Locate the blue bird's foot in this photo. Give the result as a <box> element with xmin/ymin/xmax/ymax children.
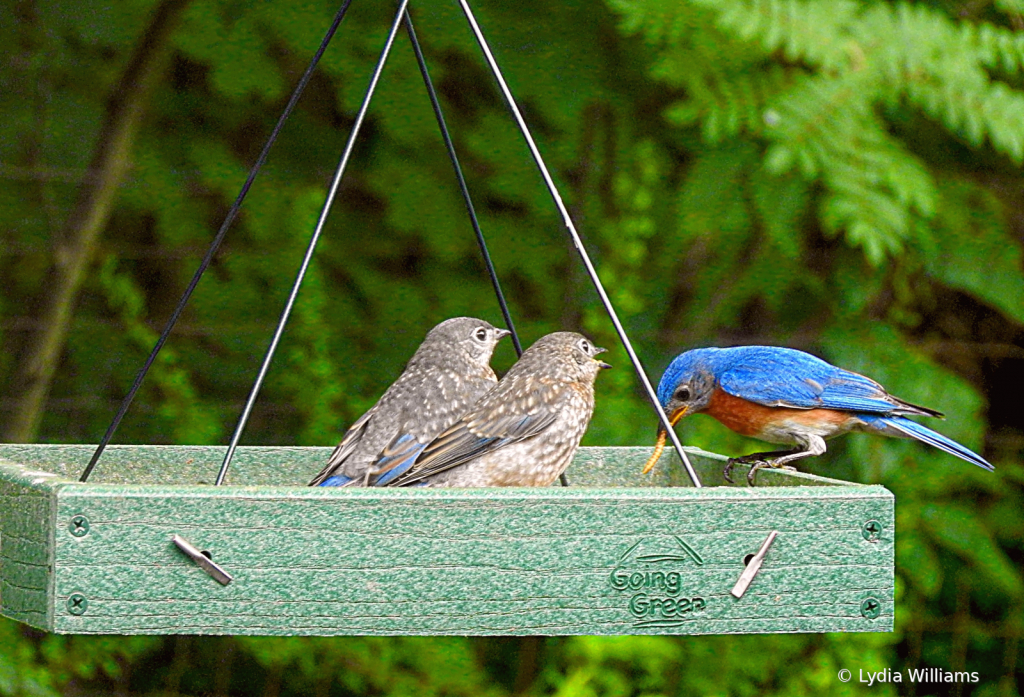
<box><xmin>722</xmin><ymin>459</ymin><xmax>740</xmax><ymax>484</ymax></box>
<box><xmin>744</xmin><ymin>460</ymin><xmax>797</xmax><ymax>486</ymax></box>
<box><xmin>723</xmin><ymin>451</ymin><xmax>800</xmax><ymax>486</ymax></box>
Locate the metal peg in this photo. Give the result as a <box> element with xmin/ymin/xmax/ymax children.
<box><xmin>731</xmin><ymin>531</ymin><xmax>778</xmax><ymax>599</ymax></box>
<box><xmin>172</xmin><ymin>535</ymin><xmax>233</xmax><ymax>586</ymax></box>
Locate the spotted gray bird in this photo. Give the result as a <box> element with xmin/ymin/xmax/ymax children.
<box><xmin>368</xmin><ymin>332</ymin><xmax>611</xmax><ymax>487</ymax></box>
<box><xmin>309</xmin><ymin>317</ymin><xmax>510</xmax><ymax>487</ymax></box>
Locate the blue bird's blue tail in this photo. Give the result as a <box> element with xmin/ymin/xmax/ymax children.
<box><xmin>859</xmin><ymin>415</ymin><xmax>993</xmax><ymax>471</ymax></box>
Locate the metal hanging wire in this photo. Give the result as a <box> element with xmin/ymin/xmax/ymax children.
<box><xmin>403</xmin><ymin>11</ymin><xmax>569</xmax><ymax>487</ymax></box>
<box><xmin>454</xmin><ymin>0</ymin><xmax>703</xmax><ymax>487</ymax></box>
<box><xmin>81</xmin><ymin>0</ymin><xmax>701</xmax><ymax>489</ymax></box>
<box><xmin>77</xmin><ymin>0</ymin><xmax>539</xmax><ymax>487</ymax></box>
<box><xmin>403</xmin><ymin>12</ymin><xmax>522</xmax><ymax>358</ymax></box>
<box><xmin>79</xmin><ymin>0</ymin><xmax>357</xmax><ymax>483</ymax></box>
<box><xmin>215</xmin><ymin>0</ymin><xmax>412</xmax><ymax>485</ymax></box>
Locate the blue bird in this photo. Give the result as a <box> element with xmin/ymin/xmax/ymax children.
<box><xmin>309</xmin><ymin>317</ymin><xmax>509</xmax><ymax>487</ymax></box>
<box><xmin>367</xmin><ymin>332</ymin><xmax>611</xmax><ymax>487</ymax></box>
<box><xmin>642</xmin><ymin>346</ymin><xmax>993</xmax><ymax>485</ymax></box>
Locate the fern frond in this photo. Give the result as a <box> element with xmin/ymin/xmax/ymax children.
<box><xmin>964</xmin><ymin>20</ymin><xmax>1024</xmax><ymax>74</ymax></box>
<box><xmin>609</xmin><ymin>0</ymin><xmax>1024</xmax><ymax>263</ymax></box>
<box><xmin>699</xmin><ymin>0</ymin><xmax>861</xmax><ymax>71</ymax></box>
<box><xmin>665</xmin><ymin>64</ymin><xmax>795</xmax><ymax>143</ymax></box>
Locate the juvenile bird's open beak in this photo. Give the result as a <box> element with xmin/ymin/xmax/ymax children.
<box><xmin>641</xmin><ymin>406</ymin><xmax>688</xmax><ymax>475</ymax></box>
<box><xmin>593</xmin><ymin>346</ymin><xmax>611</xmax><ymax>369</ymax></box>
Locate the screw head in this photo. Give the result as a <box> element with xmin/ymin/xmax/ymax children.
<box><xmin>66</xmin><ymin>593</ymin><xmax>88</xmax><ymax>615</ymax></box>
<box><xmin>862</xmin><ymin>520</ymin><xmax>882</xmax><ymax>542</ymax></box>
<box><xmin>68</xmin><ymin>515</ymin><xmax>90</xmax><ymax>537</ymax></box>
<box><xmin>860</xmin><ymin>597</ymin><xmax>881</xmax><ymax>619</ymax></box>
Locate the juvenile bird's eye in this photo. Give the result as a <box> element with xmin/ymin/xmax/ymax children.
<box><xmin>675</xmin><ymin>385</ymin><xmax>691</xmax><ymax>402</ymax></box>
<box><xmin>474</xmin><ymin>328</ymin><xmax>489</xmax><ymax>341</ymax></box>
<box><xmin>580</xmin><ymin>339</ymin><xmax>591</xmax><ymax>353</ymax></box>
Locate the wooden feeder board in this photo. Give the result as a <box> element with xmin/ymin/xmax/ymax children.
<box><xmin>0</xmin><ymin>444</ymin><xmax>893</xmax><ymax>636</ymax></box>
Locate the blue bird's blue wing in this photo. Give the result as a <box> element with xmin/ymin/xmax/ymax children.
<box><xmin>716</xmin><ymin>347</ymin><xmax>932</xmax><ymax>416</ymax></box>
<box><xmin>858</xmin><ymin>415</ymin><xmax>993</xmax><ymax>470</ymax></box>
<box><xmin>382</xmin><ymin>378</ymin><xmax>564</xmax><ymax>486</ymax></box>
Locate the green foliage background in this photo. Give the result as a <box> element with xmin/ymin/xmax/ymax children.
<box><xmin>2</xmin><ymin>0</ymin><xmax>1023</xmax><ymax>693</ymax></box>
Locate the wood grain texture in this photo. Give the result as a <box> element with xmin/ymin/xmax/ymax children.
<box><xmin>0</xmin><ymin>444</ymin><xmax>853</xmax><ymax>487</ymax></box>
<box><xmin>0</xmin><ymin>445</ymin><xmax>893</xmax><ymax>636</ymax></box>
<box><xmin>0</xmin><ymin>462</ymin><xmax>64</xmax><ymax>630</ymax></box>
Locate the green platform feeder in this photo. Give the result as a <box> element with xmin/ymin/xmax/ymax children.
<box><xmin>0</xmin><ymin>444</ymin><xmax>893</xmax><ymax>636</ymax></box>
<box><xmin>0</xmin><ymin>0</ymin><xmax>894</xmax><ymax>641</ymax></box>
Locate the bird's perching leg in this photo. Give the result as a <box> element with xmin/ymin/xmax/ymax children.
<box><xmin>725</xmin><ymin>435</ymin><xmax>827</xmax><ymax>486</ymax></box>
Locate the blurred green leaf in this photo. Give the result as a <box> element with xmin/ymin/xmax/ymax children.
<box><xmin>921</xmin><ymin>503</ymin><xmax>1024</xmax><ymax>598</ymax></box>
<box><xmin>1</xmin><ymin>0</ymin><xmax>1022</xmax><ymax>694</ymax></box>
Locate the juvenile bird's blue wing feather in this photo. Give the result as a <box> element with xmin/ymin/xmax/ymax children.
<box><xmin>859</xmin><ymin>415</ymin><xmax>993</xmax><ymax>471</ymax></box>
<box><xmin>310</xmin><ymin>408</ymin><xmax>377</xmax><ymax>486</ymax></box>
<box><xmin>382</xmin><ymin>378</ymin><xmax>564</xmax><ymax>486</ymax></box>
<box><xmin>366</xmin><ymin>434</ymin><xmax>429</xmax><ymax>486</ymax></box>
<box><xmin>319</xmin><ymin>474</ymin><xmax>355</xmax><ymax>487</ymax></box>
<box><xmin>715</xmin><ymin>347</ymin><xmax>916</xmax><ymax>414</ymax></box>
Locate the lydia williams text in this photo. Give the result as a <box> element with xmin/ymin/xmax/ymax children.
<box><xmin>859</xmin><ymin>668</ymin><xmax>980</xmax><ymax>686</ymax></box>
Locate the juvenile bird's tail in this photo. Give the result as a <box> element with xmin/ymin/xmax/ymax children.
<box><xmin>317</xmin><ymin>475</ymin><xmax>356</xmax><ymax>487</ymax></box>
<box><xmin>859</xmin><ymin>415</ymin><xmax>994</xmax><ymax>471</ymax></box>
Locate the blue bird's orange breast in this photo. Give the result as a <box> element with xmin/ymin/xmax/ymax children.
<box><xmin>704</xmin><ymin>388</ymin><xmax>858</xmax><ymax>443</ymax></box>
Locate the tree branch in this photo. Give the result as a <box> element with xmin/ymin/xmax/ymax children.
<box><xmin>3</xmin><ymin>0</ymin><xmax>193</xmax><ymax>442</ymax></box>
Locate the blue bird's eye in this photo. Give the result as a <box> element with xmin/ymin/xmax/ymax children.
<box><xmin>674</xmin><ymin>385</ymin><xmax>691</xmax><ymax>402</ymax></box>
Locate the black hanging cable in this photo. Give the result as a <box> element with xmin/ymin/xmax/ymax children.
<box><xmin>403</xmin><ymin>11</ymin><xmax>522</xmax><ymax>357</ymax></box>
<box><xmin>404</xmin><ymin>10</ymin><xmax>573</xmax><ymax>487</ymax></box>
<box><xmin>455</xmin><ymin>0</ymin><xmax>703</xmax><ymax>487</ymax></box>
<box><xmin>80</xmin><ymin>0</ymin><xmax>357</xmax><ymax>483</ymax></box>
<box><xmin>214</xmin><ymin>0</ymin><xmax>412</xmax><ymax>486</ymax></box>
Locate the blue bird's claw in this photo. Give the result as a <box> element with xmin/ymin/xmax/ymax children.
<box><xmin>722</xmin><ymin>459</ymin><xmax>739</xmax><ymax>484</ymax></box>
<box><xmin>722</xmin><ymin>457</ymin><xmax>767</xmax><ymax>485</ymax></box>
<box><xmin>744</xmin><ymin>460</ymin><xmax>796</xmax><ymax>486</ymax></box>
<box><xmin>722</xmin><ymin>456</ymin><xmax>766</xmax><ymax>484</ymax></box>
<box><xmin>723</xmin><ymin>454</ymin><xmax>797</xmax><ymax>486</ymax></box>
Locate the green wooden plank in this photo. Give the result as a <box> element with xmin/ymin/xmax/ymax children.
<box><xmin>51</xmin><ymin>483</ymin><xmax>892</xmax><ymax>635</ymax></box>
<box><xmin>0</xmin><ymin>444</ymin><xmax>852</xmax><ymax>487</ymax></box>
<box><xmin>61</xmin><ymin>526</ymin><xmax>886</xmax><ymax>567</ymax></box>
<box><xmin>0</xmin><ymin>445</ymin><xmax>892</xmax><ymax>636</ymax></box>
<box><xmin>0</xmin><ymin>461</ymin><xmax>62</xmax><ymax>630</ymax></box>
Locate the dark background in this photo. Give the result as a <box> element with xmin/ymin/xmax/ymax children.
<box><xmin>1</xmin><ymin>0</ymin><xmax>1023</xmax><ymax>694</ymax></box>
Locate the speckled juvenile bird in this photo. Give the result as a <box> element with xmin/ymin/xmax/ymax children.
<box><xmin>308</xmin><ymin>317</ymin><xmax>510</xmax><ymax>487</ymax></box>
<box><xmin>367</xmin><ymin>332</ymin><xmax>611</xmax><ymax>487</ymax></box>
